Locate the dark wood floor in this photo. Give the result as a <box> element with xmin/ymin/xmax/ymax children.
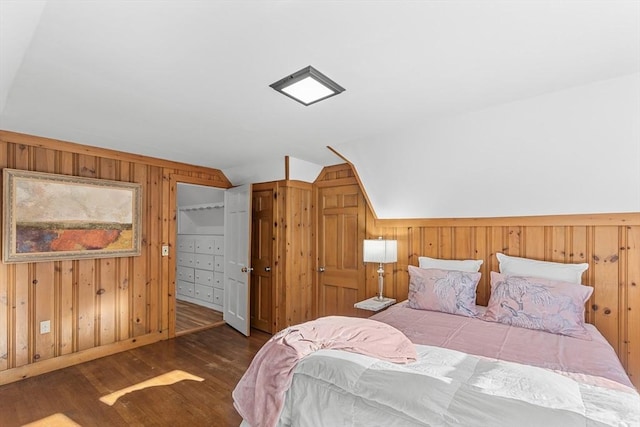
<box><xmin>0</xmin><ymin>326</ymin><xmax>271</xmax><ymax>427</ymax></box>
<box><xmin>176</xmin><ymin>300</ymin><xmax>225</xmax><ymax>335</ymax></box>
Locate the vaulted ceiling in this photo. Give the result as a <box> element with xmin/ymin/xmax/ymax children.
<box><xmin>1</xmin><ymin>1</ymin><xmax>639</xmax><ymax>181</ymax></box>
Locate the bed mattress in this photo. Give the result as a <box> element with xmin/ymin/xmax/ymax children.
<box><xmin>371</xmin><ymin>302</ymin><xmax>632</xmax><ymax>388</ymax></box>
<box><xmin>274</xmin><ymin>344</ymin><xmax>638</xmax><ymax>426</ymax></box>
<box><xmin>238</xmin><ymin>304</ymin><xmax>639</xmax><ymax>426</ymax></box>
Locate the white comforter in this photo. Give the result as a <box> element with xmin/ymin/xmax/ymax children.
<box><xmin>268</xmin><ymin>344</ymin><xmax>639</xmax><ymax>427</ymax></box>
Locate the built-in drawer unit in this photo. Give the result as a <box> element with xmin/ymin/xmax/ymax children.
<box><xmin>177</xmin><ymin>266</ymin><xmax>195</xmax><ymax>282</ymax></box>
<box><xmin>194</xmin><ymin>253</ymin><xmax>214</xmax><ymax>270</ymax></box>
<box><xmin>177</xmin><ymin>280</ymin><xmax>195</xmax><ymax>299</ymax></box>
<box><xmin>194</xmin><ymin>284</ymin><xmax>214</xmax><ymax>303</ymax></box>
<box><xmin>194</xmin><ymin>269</ymin><xmax>214</xmax><ymax>286</ymax></box>
<box><xmin>214</xmin><ymin>255</ymin><xmax>224</xmax><ymax>272</ymax></box>
<box><xmin>213</xmin><ymin>271</ymin><xmax>223</xmax><ymax>289</ymax></box>
<box><xmin>176</xmin><ymin>233</ymin><xmax>224</xmax><ymax>312</ymax></box>
<box><xmin>213</xmin><ymin>288</ymin><xmax>223</xmax><ymax>306</ymax></box>
<box><xmin>177</xmin><ymin>252</ymin><xmax>195</xmax><ymax>268</ymax></box>
<box><xmin>178</xmin><ymin>236</ymin><xmax>195</xmax><ymax>253</ymax></box>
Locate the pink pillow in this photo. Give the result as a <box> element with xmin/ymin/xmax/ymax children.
<box><xmin>407</xmin><ymin>266</ymin><xmax>480</xmax><ymax>317</ymax></box>
<box><xmin>483</xmin><ymin>272</ymin><xmax>593</xmax><ymax>340</ymax></box>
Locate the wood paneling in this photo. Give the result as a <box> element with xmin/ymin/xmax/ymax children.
<box><xmin>626</xmin><ymin>226</ymin><xmax>640</xmax><ymax>381</ymax></box>
<box><xmin>251</xmin><ymin>188</ymin><xmax>274</xmax><ymax>333</ymax></box>
<box><xmin>270</xmin><ymin>180</ymin><xmax>314</xmax><ymax>332</ymax></box>
<box><xmin>281</xmin><ymin>182</ymin><xmax>314</xmax><ymax>327</ymax></box>
<box><xmin>316</xmin><ymin>163</ymin><xmax>640</xmax><ymax>389</ymax></box>
<box><xmin>374</xmin><ymin>215</ymin><xmax>640</xmax><ymax>387</ymax></box>
<box><xmin>0</xmin><ymin>130</ymin><xmax>230</xmax><ymax>385</ymax></box>
<box><xmin>3</xmin><ymin>131</ymin><xmax>638</xmax><ymax>392</ymax></box>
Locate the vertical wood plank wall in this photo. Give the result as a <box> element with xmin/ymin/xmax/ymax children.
<box><xmin>0</xmin><ymin>131</ymin><xmax>230</xmax><ymax>385</ymax></box>
<box><xmin>1</xmin><ymin>130</ymin><xmax>638</xmax><ymax>391</ymax></box>
<box><xmin>273</xmin><ymin>180</ymin><xmax>314</xmax><ymax>332</ymax></box>
<box><xmin>316</xmin><ymin>163</ymin><xmax>640</xmax><ymax>388</ymax></box>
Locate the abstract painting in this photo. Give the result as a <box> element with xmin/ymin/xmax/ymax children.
<box><xmin>3</xmin><ymin>169</ymin><xmax>141</xmax><ymax>263</ymax></box>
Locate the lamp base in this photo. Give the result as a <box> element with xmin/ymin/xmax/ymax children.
<box><xmin>377</xmin><ymin>264</ymin><xmax>386</xmax><ymax>301</ymax></box>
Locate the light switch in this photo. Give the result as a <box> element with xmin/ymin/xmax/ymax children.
<box><xmin>40</xmin><ymin>320</ymin><xmax>51</xmax><ymax>334</ymax></box>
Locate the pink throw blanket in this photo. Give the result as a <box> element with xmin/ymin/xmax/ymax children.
<box><xmin>232</xmin><ymin>316</ymin><xmax>417</xmax><ymax>427</ymax></box>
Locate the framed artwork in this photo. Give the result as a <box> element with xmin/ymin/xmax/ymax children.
<box><xmin>2</xmin><ymin>168</ymin><xmax>142</xmax><ymax>263</ymax></box>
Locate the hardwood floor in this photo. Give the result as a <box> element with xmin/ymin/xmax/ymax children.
<box><xmin>0</xmin><ymin>326</ymin><xmax>271</xmax><ymax>427</ymax></box>
<box><xmin>176</xmin><ymin>300</ymin><xmax>225</xmax><ymax>335</ymax></box>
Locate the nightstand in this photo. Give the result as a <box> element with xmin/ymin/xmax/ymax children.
<box><xmin>354</xmin><ymin>297</ymin><xmax>396</xmax><ymax>312</ymax></box>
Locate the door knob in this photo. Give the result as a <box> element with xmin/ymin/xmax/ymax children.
<box><xmin>264</xmin><ymin>267</ymin><xmax>271</xmax><ymax>272</ymax></box>
<box><xmin>241</xmin><ymin>267</ymin><xmax>254</xmax><ymax>273</ymax></box>
<box><xmin>318</xmin><ymin>267</ymin><xmax>325</xmax><ymax>272</ymax></box>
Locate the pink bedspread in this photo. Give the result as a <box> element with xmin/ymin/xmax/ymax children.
<box><xmin>372</xmin><ymin>302</ymin><xmax>633</xmax><ymax>389</ymax></box>
<box><xmin>232</xmin><ymin>316</ymin><xmax>417</xmax><ymax>427</ymax></box>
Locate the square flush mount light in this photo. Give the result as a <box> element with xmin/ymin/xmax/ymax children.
<box><xmin>270</xmin><ymin>66</ymin><xmax>345</xmax><ymax>106</ymax></box>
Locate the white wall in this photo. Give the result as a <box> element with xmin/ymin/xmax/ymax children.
<box><xmin>0</xmin><ymin>0</ymin><xmax>47</xmax><ymax>114</ymax></box>
<box><xmin>222</xmin><ymin>156</ymin><xmax>285</xmax><ymax>186</ymax></box>
<box><xmin>177</xmin><ymin>183</ymin><xmax>225</xmax><ymax>233</ymax></box>
<box><xmin>334</xmin><ymin>73</ymin><xmax>640</xmax><ymax>219</ymax></box>
<box><xmin>223</xmin><ymin>156</ymin><xmax>324</xmax><ymax>186</ymax></box>
<box><xmin>177</xmin><ymin>183</ymin><xmax>224</xmax><ymax>206</ymax></box>
<box><xmin>288</xmin><ymin>157</ymin><xmax>323</xmax><ymax>183</ymax></box>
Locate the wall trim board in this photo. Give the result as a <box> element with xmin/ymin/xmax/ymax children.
<box><xmin>170</xmin><ymin>174</ymin><xmax>233</xmax><ymax>190</ymax></box>
<box><xmin>0</xmin><ymin>331</ymin><xmax>166</xmax><ymax>385</ymax></box>
<box><xmin>375</xmin><ymin>212</ymin><xmax>640</xmax><ymax>227</ymax></box>
<box><xmin>314</xmin><ymin>177</ymin><xmax>357</xmax><ymax>188</ymax></box>
<box><xmin>281</xmin><ymin>180</ymin><xmax>314</xmax><ymax>190</ymax></box>
<box><xmin>0</xmin><ymin>130</ymin><xmax>232</xmax><ymax>183</ymax></box>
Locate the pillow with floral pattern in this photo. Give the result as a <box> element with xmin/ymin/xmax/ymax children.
<box><xmin>483</xmin><ymin>272</ymin><xmax>593</xmax><ymax>340</ymax></box>
<box><xmin>407</xmin><ymin>266</ymin><xmax>480</xmax><ymax>317</ymax></box>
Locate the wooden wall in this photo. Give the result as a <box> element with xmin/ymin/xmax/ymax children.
<box><xmin>368</xmin><ymin>213</ymin><xmax>640</xmax><ymax>386</ymax></box>
<box><xmin>274</xmin><ymin>180</ymin><xmax>314</xmax><ymax>331</ymax></box>
<box><xmin>316</xmin><ymin>163</ymin><xmax>640</xmax><ymax>388</ymax></box>
<box><xmin>0</xmin><ymin>130</ymin><xmax>230</xmax><ymax>385</ymax></box>
<box><xmin>1</xmin><ymin>129</ymin><xmax>637</xmax><ymax>391</ymax></box>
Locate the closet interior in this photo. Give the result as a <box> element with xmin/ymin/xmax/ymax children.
<box><xmin>175</xmin><ymin>183</ymin><xmax>226</xmax><ymax>333</ymax></box>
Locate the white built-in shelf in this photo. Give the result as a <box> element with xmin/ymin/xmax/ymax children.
<box><xmin>179</xmin><ymin>202</ymin><xmax>224</xmax><ymax>211</ymax></box>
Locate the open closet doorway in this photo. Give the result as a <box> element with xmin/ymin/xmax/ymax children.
<box><xmin>175</xmin><ymin>182</ymin><xmax>226</xmax><ymax>335</ymax></box>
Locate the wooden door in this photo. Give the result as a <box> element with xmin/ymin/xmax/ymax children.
<box><xmin>250</xmin><ymin>189</ymin><xmax>274</xmax><ymax>333</ymax></box>
<box><xmin>317</xmin><ymin>184</ymin><xmax>366</xmax><ymax>317</ymax></box>
<box><xmin>224</xmin><ymin>184</ymin><xmax>252</xmax><ymax>336</ymax></box>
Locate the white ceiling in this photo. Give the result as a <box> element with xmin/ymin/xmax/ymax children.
<box><xmin>1</xmin><ymin>1</ymin><xmax>639</xmax><ymax>174</ymax></box>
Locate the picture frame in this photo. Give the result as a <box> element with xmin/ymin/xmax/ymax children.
<box><xmin>2</xmin><ymin>168</ymin><xmax>142</xmax><ymax>263</ymax></box>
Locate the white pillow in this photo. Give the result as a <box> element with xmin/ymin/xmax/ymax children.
<box><xmin>496</xmin><ymin>252</ymin><xmax>588</xmax><ymax>284</ymax></box>
<box><xmin>418</xmin><ymin>256</ymin><xmax>483</xmax><ymax>273</ymax></box>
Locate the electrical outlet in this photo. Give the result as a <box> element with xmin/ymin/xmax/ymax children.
<box><xmin>162</xmin><ymin>245</ymin><xmax>169</xmax><ymax>256</ymax></box>
<box><xmin>40</xmin><ymin>320</ymin><xmax>51</xmax><ymax>334</ymax></box>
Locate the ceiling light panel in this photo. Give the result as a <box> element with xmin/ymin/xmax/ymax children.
<box><xmin>270</xmin><ymin>66</ymin><xmax>345</xmax><ymax>106</ymax></box>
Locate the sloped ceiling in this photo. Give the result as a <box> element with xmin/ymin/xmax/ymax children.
<box><xmin>1</xmin><ymin>1</ymin><xmax>639</xmax><ymax>201</ymax></box>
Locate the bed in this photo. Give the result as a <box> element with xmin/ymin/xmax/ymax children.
<box><xmin>234</xmin><ymin>255</ymin><xmax>640</xmax><ymax>427</ymax></box>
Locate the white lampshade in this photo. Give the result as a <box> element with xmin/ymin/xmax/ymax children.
<box><xmin>363</xmin><ymin>239</ymin><xmax>397</xmax><ymax>264</ymax></box>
